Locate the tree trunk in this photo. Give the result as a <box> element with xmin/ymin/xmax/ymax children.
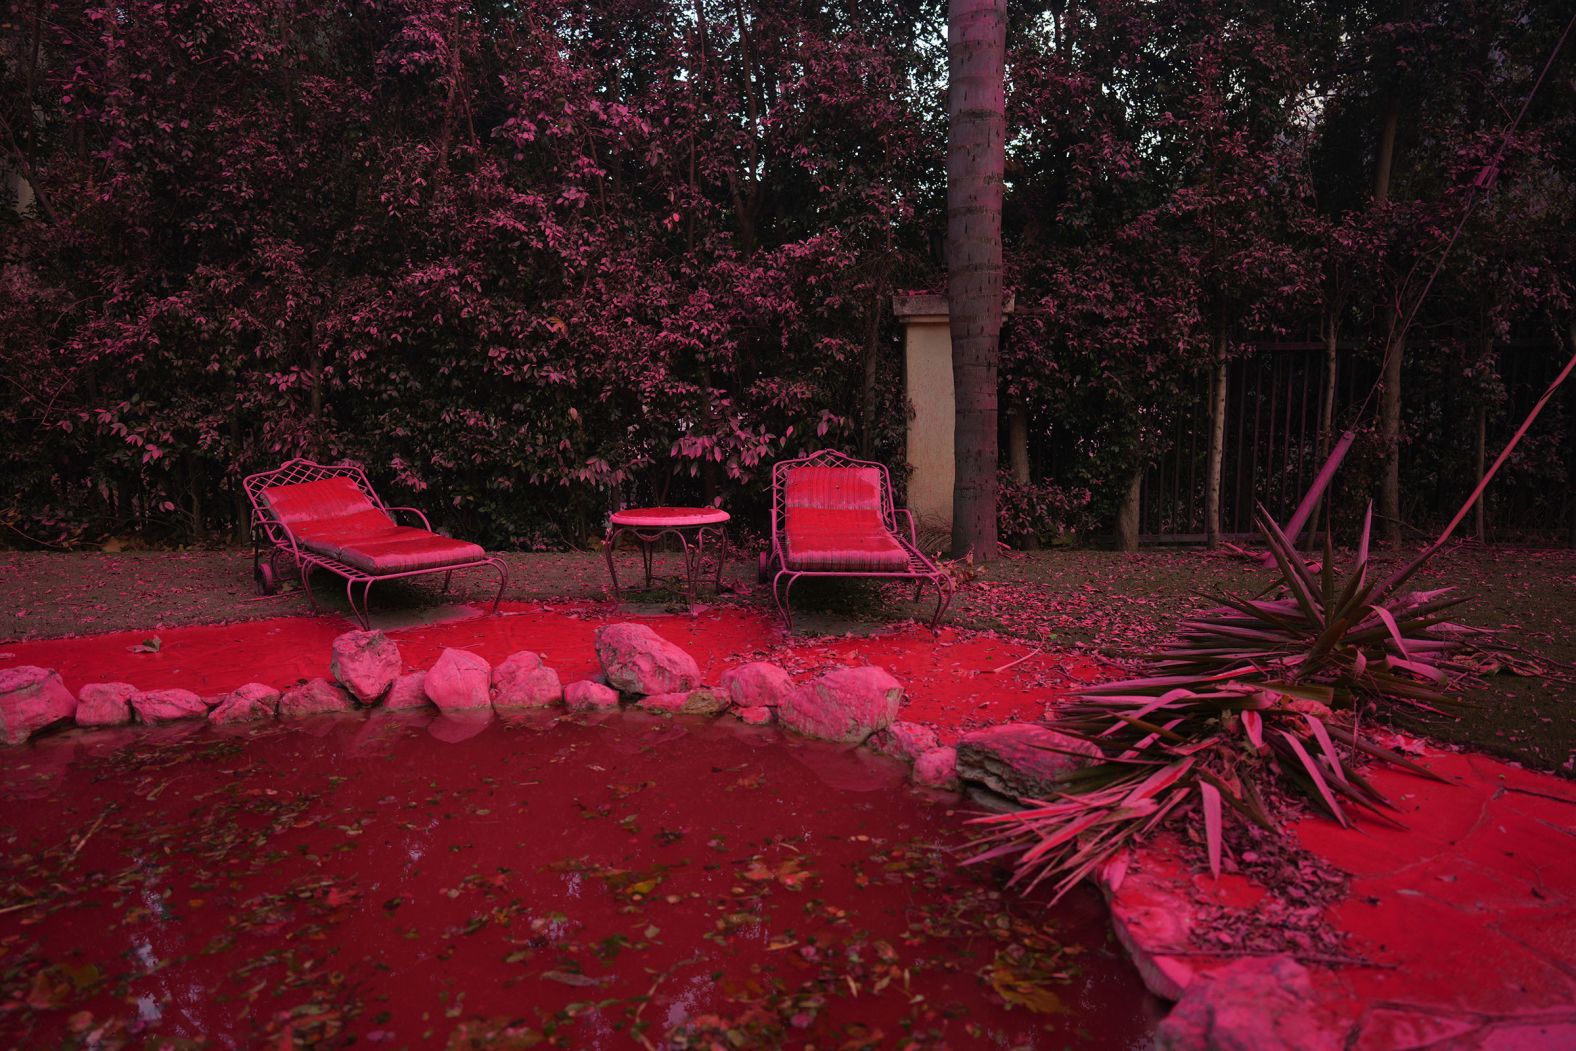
<box><xmin>1006</xmin><ymin>398</ymin><xmax>1030</xmax><ymax>485</ymax></box>
<box><xmin>1006</xmin><ymin>397</ymin><xmax>1037</xmax><ymax>550</ymax></box>
<box><xmin>1203</xmin><ymin>332</ymin><xmax>1229</xmax><ymax>550</ymax></box>
<box><xmin>1474</xmin><ymin>404</ymin><xmax>1487</xmax><ymax>541</ymax></box>
<box><xmin>1379</xmin><ymin>323</ymin><xmax>1404</xmax><ymax>545</ymax></box>
<box><xmin>309</xmin><ymin>345</ymin><xmax>324</xmax><ymax>429</ymax></box>
<box><xmin>230</xmin><ymin>416</ymin><xmax>249</xmax><ymax>543</ymax></box>
<box><xmin>1303</xmin><ymin>303</ymin><xmax>1341</xmax><ymax>551</ymax></box>
<box><xmin>947</xmin><ymin>0</ymin><xmax>1006</xmax><ymax>563</ymax></box>
<box><xmin>1320</xmin><ymin>310</ymin><xmax>1339</xmax><ymax>448</ymax></box>
<box><xmin>1374</xmin><ymin>95</ymin><xmax>1404</xmax><ymax>547</ymax></box>
<box><xmin>1116</xmin><ymin>462</ymin><xmax>1142</xmax><ymax>553</ymax></box>
<box><xmin>859</xmin><ymin>268</ymin><xmax>889</xmax><ymax>457</ymax></box>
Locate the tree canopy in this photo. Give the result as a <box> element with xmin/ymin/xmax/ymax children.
<box><xmin>2</xmin><ymin>0</ymin><xmax>1571</xmax><ymax>549</ymax></box>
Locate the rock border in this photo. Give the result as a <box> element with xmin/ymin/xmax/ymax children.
<box><xmin>0</xmin><ymin>623</ymin><xmax>964</xmax><ymax>798</ymax></box>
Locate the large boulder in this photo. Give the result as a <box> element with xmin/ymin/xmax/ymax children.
<box><xmin>209</xmin><ymin>683</ymin><xmax>281</xmax><ymax>725</ymax></box>
<box><xmin>425</xmin><ymin>649</ymin><xmax>492</xmax><ymax>711</ymax></box>
<box><xmin>130</xmin><ymin>688</ymin><xmax>208</xmax><ymax>724</ymax></box>
<box><xmin>76</xmin><ymin>682</ymin><xmax>137</xmax><ymax>728</ymax></box>
<box><xmin>564</xmin><ymin>680</ymin><xmax>620</xmax><ymax>712</ymax></box>
<box><xmin>1155</xmin><ymin>955</ymin><xmax>1343</xmax><ymax>1051</ymax></box>
<box><xmin>913</xmin><ymin>746</ymin><xmax>960</xmax><ymax>790</ymax></box>
<box><xmin>595</xmin><ymin>623</ymin><xmax>701</xmax><ymax>696</ymax></box>
<box><xmin>384</xmin><ymin>671</ymin><xmax>431</xmax><ymax>711</ymax></box>
<box><xmin>866</xmin><ymin>721</ymin><xmax>940</xmax><ymax>763</ymax></box>
<box><xmin>776</xmin><ymin>666</ymin><xmax>903</xmax><ymax>744</ymax></box>
<box><xmin>0</xmin><ymin>666</ymin><xmax>77</xmax><ymax>744</ymax></box>
<box><xmin>330</xmin><ymin>630</ymin><xmax>401</xmax><ymax>703</ymax></box>
<box><xmin>955</xmin><ymin>722</ymin><xmax>1101</xmax><ymax>801</ymax></box>
<box><xmin>719</xmin><ymin>662</ymin><xmax>795</xmax><ymax>709</ymax></box>
<box><xmin>491</xmin><ymin>651</ymin><xmax>563</xmax><ymax>710</ymax></box>
<box><xmin>278</xmin><ymin>678</ymin><xmax>356</xmax><ymax>717</ymax></box>
<box><xmin>635</xmin><ymin>687</ymin><xmax>729</xmax><ymax>717</ymax></box>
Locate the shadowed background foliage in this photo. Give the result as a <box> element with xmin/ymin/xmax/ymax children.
<box><xmin>2</xmin><ymin>0</ymin><xmax>1572</xmax><ymax>550</ymax></box>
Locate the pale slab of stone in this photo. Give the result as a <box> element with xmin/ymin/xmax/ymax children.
<box><xmin>384</xmin><ymin>671</ymin><xmax>431</xmax><ymax>711</ymax></box>
<box><xmin>330</xmin><ymin>630</ymin><xmax>401</xmax><ymax>703</ymax></box>
<box><xmin>278</xmin><ymin>678</ymin><xmax>356</xmax><ymax>717</ymax></box>
<box><xmin>635</xmin><ymin>688</ymin><xmax>728</xmax><ymax>717</ymax></box>
<box><xmin>565</xmin><ymin>680</ymin><xmax>620</xmax><ymax>712</ymax></box>
<box><xmin>76</xmin><ymin>682</ymin><xmax>137</xmax><ymax>728</ymax></box>
<box><xmin>0</xmin><ymin>666</ymin><xmax>77</xmax><ymax>744</ymax></box>
<box><xmin>776</xmin><ymin>666</ymin><xmax>902</xmax><ymax>744</ymax></box>
<box><xmin>425</xmin><ymin>649</ymin><xmax>492</xmax><ymax>710</ymax></box>
<box><xmin>912</xmin><ymin>746</ymin><xmax>959</xmax><ymax>790</ymax></box>
<box><xmin>1155</xmin><ymin>955</ymin><xmax>1342</xmax><ymax>1051</ymax></box>
<box><xmin>131</xmin><ymin>688</ymin><xmax>208</xmax><ymax>724</ymax></box>
<box><xmin>210</xmin><ymin>683</ymin><xmax>281</xmax><ymax>725</ymax></box>
<box><xmin>955</xmin><ymin>722</ymin><xmax>1100</xmax><ymax>801</ymax></box>
<box><xmin>491</xmin><ymin>651</ymin><xmax>563</xmax><ymax>710</ymax></box>
<box><xmin>734</xmin><ymin>705</ymin><xmax>773</xmax><ymax>726</ymax></box>
<box><xmin>867</xmin><ymin>721</ymin><xmax>940</xmax><ymax>763</ymax></box>
<box><xmin>595</xmin><ymin>623</ymin><xmax>701</xmax><ymax>696</ymax></box>
<box><xmin>719</xmin><ymin>662</ymin><xmax>795</xmax><ymax>709</ymax></box>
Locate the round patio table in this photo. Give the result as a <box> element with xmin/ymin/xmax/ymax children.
<box><xmin>604</xmin><ymin>506</ymin><xmax>731</xmax><ymax>597</ymax></box>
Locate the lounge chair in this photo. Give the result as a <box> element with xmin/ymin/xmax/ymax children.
<box><xmin>761</xmin><ymin>450</ymin><xmax>954</xmax><ymax>631</ymax></box>
<box><xmin>244</xmin><ymin>459</ymin><xmax>507</xmax><ymax>627</ymax></box>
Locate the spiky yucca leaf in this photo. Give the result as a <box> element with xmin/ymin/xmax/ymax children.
<box><xmin>968</xmin><ymin>505</ymin><xmax>1468</xmax><ymax>903</ymax></box>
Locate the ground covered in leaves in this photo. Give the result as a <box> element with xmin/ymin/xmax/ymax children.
<box><xmin>3</xmin><ymin>543</ymin><xmax>1571</xmax><ymax>775</ymax></box>
<box><xmin>0</xmin><ymin>709</ymin><xmax>1158</xmax><ymax>1049</ymax></box>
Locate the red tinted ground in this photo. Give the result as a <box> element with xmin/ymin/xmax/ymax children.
<box><xmin>0</xmin><ymin>601</ymin><xmax>1108</xmax><ymax>744</ymax></box>
<box><xmin>6</xmin><ymin>603</ymin><xmax>1576</xmax><ymax>1047</ymax></box>
<box><xmin>1106</xmin><ymin>750</ymin><xmax>1576</xmax><ymax>1047</ymax></box>
<box><xmin>0</xmin><ymin>710</ymin><xmax>1159</xmax><ymax>1049</ymax></box>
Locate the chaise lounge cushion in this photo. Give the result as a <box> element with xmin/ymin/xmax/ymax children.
<box><xmin>329</xmin><ymin>532</ymin><xmax>486</xmax><ymax>574</ymax></box>
<box><xmin>259</xmin><ymin>476</ymin><xmax>379</xmax><ymax>525</ymax></box>
<box><xmin>782</xmin><ymin>467</ymin><xmax>910</xmax><ymax>572</ymax></box>
<box><xmin>261</xmin><ymin>478</ymin><xmax>486</xmax><ymax>574</ymax></box>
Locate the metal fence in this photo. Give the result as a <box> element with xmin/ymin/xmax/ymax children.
<box><xmin>1132</xmin><ymin>341</ymin><xmax>1573</xmax><ymax>544</ymax></box>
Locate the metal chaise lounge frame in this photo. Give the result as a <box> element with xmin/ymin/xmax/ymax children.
<box><xmin>244</xmin><ymin>458</ymin><xmax>507</xmax><ymax>629</ymax></box>
<box><xmin>763</xmin><ymin>449</ymin><xmax>954</xmax><ymax>631</ymax></box>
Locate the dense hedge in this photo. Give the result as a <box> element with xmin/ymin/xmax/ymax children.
<box><xmin>2</xmin><ymin>1</ymin><xmax>1572</xmax><ymax>549</ymax></box>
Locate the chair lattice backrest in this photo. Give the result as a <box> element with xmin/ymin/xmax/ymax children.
<box><xmin>243</xmin><ymin>459</ymin><xmax>388</xmax><ymax>547</ymax></box>
<box><xmin>771</xmin><ymin>450</ymin><xmax>898</xmax><ymax>539</ymax></box>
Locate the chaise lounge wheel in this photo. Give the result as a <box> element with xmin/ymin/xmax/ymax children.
<box><xmin>255</xmin><ymin>562</ymin><xmax>278</xmax><ymax>596</ymax></box>
<box><xmin>757</xmin><ymin>552</ymin><xmax>773</xmax><ymax>584</ymax></box>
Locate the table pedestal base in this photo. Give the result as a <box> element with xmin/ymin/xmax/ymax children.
<box><xmin>604</xmin><ymin>522</ymin><xmax>729</xmax><ymax>597</ymax></box>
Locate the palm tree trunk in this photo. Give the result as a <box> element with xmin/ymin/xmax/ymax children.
<box><xmin>947</xmin><ymin>0</ymin><xmax>1006</xmax><ymax>562</ymax></box>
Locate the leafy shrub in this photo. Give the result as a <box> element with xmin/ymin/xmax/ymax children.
<box><xmin>996</xmin><ymin>474</ymin><xmax>1095</xmax><ymax>547</ymax></box>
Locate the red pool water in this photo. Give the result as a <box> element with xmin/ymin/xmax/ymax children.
<box><xmin>1</xmin><ymin>709</ymin><xmax>1159</xmax><ymax>1048</ymax></box>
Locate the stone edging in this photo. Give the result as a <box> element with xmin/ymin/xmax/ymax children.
<box><xmin>0</xmin><ymin>623</ymin><xmax>965</xmax><ymax>795</ymax></box>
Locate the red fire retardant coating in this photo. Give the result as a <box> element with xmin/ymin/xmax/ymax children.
<box><xmin>0</xmin><ymin>605</ymin><xmax>1097</xmax><ymax>741</ymax></box>
<box><xmin>783</xmin><ymin>468</ymin><xmax>909</xmax><ymax>572</ymax></box>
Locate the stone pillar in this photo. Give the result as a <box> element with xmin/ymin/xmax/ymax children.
<box><xmin>893</xmin><ymin>294</ymin><xmax>955</xmax><ymax>529</ymax></box>
<box><xmin>893</xmin><ymin>292</ymin><xmax>1014</xmax><ymax>531</ymax></box>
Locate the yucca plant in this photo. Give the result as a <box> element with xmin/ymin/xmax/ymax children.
<box><xmin>969</xmin><ymin>335</ymin><xmax>1576</xmax><ymax>902</ymax></box>
<box><xmin>966</xmin><ymin>505</ymin><xmax>1469</xmax><ymax>902</ymax></box>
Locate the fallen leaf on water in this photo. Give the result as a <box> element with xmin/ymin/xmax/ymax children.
<box><xmin>540</xmin><ymin>970</ymin><xmax>609</xmax><ymax>988</ymax></box>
